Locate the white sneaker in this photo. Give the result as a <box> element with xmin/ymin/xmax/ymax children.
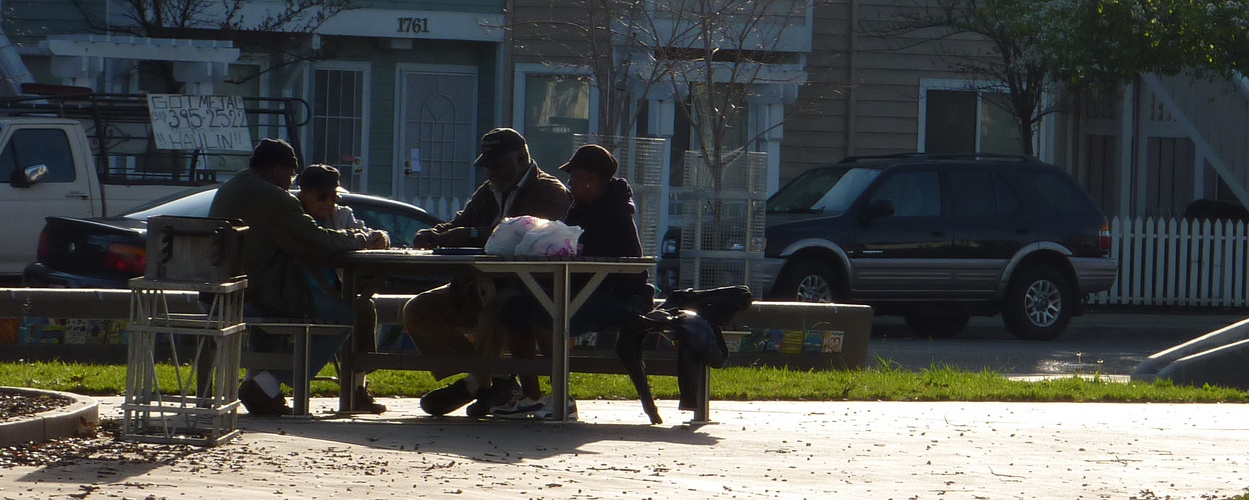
<box><xmin>491</xmin><ymin>396</ymin><xmax>579</xmax><ymax>421</ymax></box>
<box><xmin>490</xmin><ymin>395</ymin><xmax>544</xmax><ymax>418</ymax></box>
<box><xmin>536</xmin><ymin>397</ymin><xmax>579</xmax><ymax>421</ymax></box>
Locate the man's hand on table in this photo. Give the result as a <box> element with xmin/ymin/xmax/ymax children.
<box><xmin>413</xmin><ymin>226</ymin><xmax>472</xmax><ymax>249</ymax></box>
<box><xmin>365</xmin><ymin>230</ymin><xmax>390</xmax><ymax>249</ymax></box>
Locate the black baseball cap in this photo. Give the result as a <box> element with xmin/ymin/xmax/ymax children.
<box><xmin>472</xmin><ymin>128</ymin><xmax>528</xmax><ymax>168</ymax></box>
<box><xmin>559</xmin><ymin>144</ymin><xmax>618</xmax><ymax>178</ymax></box>
<box><xmin>296</xmin><ymin>164</ymin><xmax>340</xmax><ymax>192</ymax></box>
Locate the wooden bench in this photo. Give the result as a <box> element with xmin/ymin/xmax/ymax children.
<box><xmin>239</xmin><ymin>319</ymin><xmax>353</xmax><ymax>416</ymax></box>
<box><xmin>366</xmin><ymin>295</ymin><xmax>873</xmax><ymax>422</ymax></box>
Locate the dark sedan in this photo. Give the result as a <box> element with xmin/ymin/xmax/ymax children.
<box><xmin>24</xmin><ymin>185</ymin><xmax>443</xmax><ymax>289</ymax></box>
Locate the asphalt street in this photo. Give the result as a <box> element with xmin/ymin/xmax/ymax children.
<box><xmin>866</xmin><ymin>312</ymin><xmax>1248</xmax><ymax>377</ymax></box>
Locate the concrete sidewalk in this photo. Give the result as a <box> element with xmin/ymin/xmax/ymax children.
<box><xmin>2</xmin><ymin>397</ymin><xmax>1246</xmax><ymax>499</ymax></box>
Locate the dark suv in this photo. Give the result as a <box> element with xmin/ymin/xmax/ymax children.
<box><xmin>667</xmin><ymin>153</ymin><xmax>1117</xmax><ymax>340</ymax></box>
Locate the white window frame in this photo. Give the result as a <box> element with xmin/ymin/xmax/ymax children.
<box><xmin>918</xmin><ymin>77</ymin><xmax>1043</xmax><ymax>157</ymax></box>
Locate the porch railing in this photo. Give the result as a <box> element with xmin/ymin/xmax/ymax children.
<box><xmin>1091</xmin><ymin>216</ymin><xmax>1249</xmax><ymax>307</ymax></box>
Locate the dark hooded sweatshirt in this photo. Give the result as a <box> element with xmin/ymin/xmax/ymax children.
<box><xmin>565</xmin><ymin>177</ymin><xmax>651</xmax><ymax>300</ymax></box>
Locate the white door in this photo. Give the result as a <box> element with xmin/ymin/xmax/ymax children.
<box><xmin>394</xmin><ymin>66</ymin><xmax>478</xmax><ymax>216</ymax></box>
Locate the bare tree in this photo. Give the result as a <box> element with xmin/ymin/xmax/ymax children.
<box><xmin>520</xmin><ymin>0</ymin><xmax>815</xmax><ymax>173</ymax></box>
<box><xmin>70</xmin><ymin>0</ymin><xmax>352</xmax><ymax>91</ymax></box>
<box><xmin>516</xmin><ymin>0</ymin><xmax>818</xmax><ymax>287</ymax></box>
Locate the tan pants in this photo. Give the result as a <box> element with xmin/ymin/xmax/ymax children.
<box><xmin>402</xmin><ymin>282</ymin><xmax>505</xmax><ymax>383</ymax></box>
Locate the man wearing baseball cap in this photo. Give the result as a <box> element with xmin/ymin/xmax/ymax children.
<box><xmin>492</xmin><ymin>144</ymin><xmax>654</xmax><ymax>419</ymax></box>
<box><xmin>404</xmin><ymin>127</ymin><xmax>571</xmax><ymax>417</ymax></box>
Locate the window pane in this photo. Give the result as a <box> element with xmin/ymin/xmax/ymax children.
<box><xmin>925</xmin><ymin>90</ymin><xmax>976</xmax><ymax>154</ymax></box>
<box><xmin>1022</xmin><ymin>168</ymin><xmax>1097</xmax><ymax>216</ymax></box>
<box><xmin>691</xmin><ymin>82</ymin><xmax>749</xmax><ymax>153</ymax></box>
<box><xmin>524</xmin><ymin>74</ymin><xmax>590</xmax><ymax>173</ymax></box>
<box><xmin>11</xmin><ymin>129</ymin><xmax>75</xmax><ymax>182</ymax></box>
<box><xmin>981</xmin><ymin>92</ymin><xmax>1024</xmax><ymax>154</ymax></box>
<box><xmin>871</xmin><ymin>171</ymin><xmax>941</xmax><ymax>217</ymax></box>
<box><xmin>312</xmin><ymin>68</ymin><xmax>365</xmax><ymax>192</ymax></box>
<box><xmin>950</xmin><ymin>170</ymin><xmax>996</xmax><ymax>217</ymax></box>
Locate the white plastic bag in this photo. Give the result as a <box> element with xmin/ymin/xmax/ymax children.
<box><xmin>515</xmin><ymin>220</ymin><xmax>584</xmax><ymax>256</ymax></box>
<box><xmin>484</xmin><ymin>215</ymin><xmax>548</xmax><ymax>255</ymax></box>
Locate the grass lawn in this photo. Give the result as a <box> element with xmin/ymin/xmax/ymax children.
<box><xmin>4</xmin><ymin>360</ymin><xmax>1249</xmax><ymax>403</ymax></box>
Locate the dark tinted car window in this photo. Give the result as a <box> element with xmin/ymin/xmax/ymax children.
<box><xmin>768</xmin><ymin>167</ymin><xmax>849</xmax><ymax>212</ymax></box>
<box><xmin>0</xmin><ymin>129</ymin><xmax>76</xmax><ymax>183</ymax></box>
<box><xmin>870</xmin><ymin>171</ymin><xmax>941</xmax><ymax>217</ymax></box>
<box><xmin>951</xmin><ymin>170</ymin><xmax>1020</xmax><ymax>217</ymax></box>
<box><xmin>351</xmin><ymin>204</ymin><xmax>436</xmax><ymax>248</ymax></box>
<box><xmin>1021</xmin><ymin>168</ymin><xmax>1097</xmax><ymax>216</ymax></box>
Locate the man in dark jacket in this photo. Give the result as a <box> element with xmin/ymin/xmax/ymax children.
<box><xmin>491</xmin><ymin>144</ymin><xmax>653</xmax><ymax>420</ymax></box>
<box><xmin>210</xmin><ymin>138</ymin><xmax>389</xmax><ymax>416</ymax></box>
<box><xmin>405</xmin><ymin>128</ymin><xmax>571</xmax><ymax>417</ymax></box>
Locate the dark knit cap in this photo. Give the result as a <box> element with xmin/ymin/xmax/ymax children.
<box><xmin>249</xmin><ymin>138</ymin><xmax>299</xmax><ymax>170</ymax></box>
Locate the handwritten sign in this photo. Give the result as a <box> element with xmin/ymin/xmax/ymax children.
<box><xmin>147</xmin><ymin>94</ymin><xmax>251</xmax><ymax>151</ymax></box>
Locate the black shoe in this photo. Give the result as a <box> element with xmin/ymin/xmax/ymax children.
<box><xmin>419</xmin><ymin>378</ymin><xmax>474</xmax><ymax>416</ymax></box>
<box><xmin>465</xmin><ymin>376</ymin><xmax>521</xmax><ymax>418</ymax></box>
<box><xmin>238</xmin><ymin>379</ymin><xmax>293</xmax><ymax>416</ymax></box>
<box><xmin>354</xmin><ymin>385</ymin><xmax>387</xmax><ymax>414</ymax></box>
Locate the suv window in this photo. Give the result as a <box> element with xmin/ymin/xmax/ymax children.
<box><xmin>869</xmin><ymin>171</ymin><xmax>941</xmax><ymax>217</ymax></box>
<box><xmin>950</xmin><ymin>170</ymin><xmax>1020</xmax><ymax>217</ymax></box>
<box><xmin>0</xmin><ymin>129</ymin><xmax>76</xmax><ymax>183</ymax></box>
<box><xmin>1021</xmin><ymin>168</ymin><xmax>1097</xmax><ymax>216</ymax></box>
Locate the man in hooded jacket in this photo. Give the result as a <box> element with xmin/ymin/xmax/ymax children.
<box><xmin>491</xmin><ymin>144</ymin><xmax>653</xmax><ymax>419</ymax></box>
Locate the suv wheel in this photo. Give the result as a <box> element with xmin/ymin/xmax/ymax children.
<box><xmin>904</xmin><ymin>313</ymin><xmax>970</xmax><ymax>339</ymax></box>
<box><xmin>1002</xmin><ymin>265</ymin><xmax>1073</xmax><ymax>341</ymax></box>
<box><xmin>775</xmin><ymin>259</ymin><xmax>843</xmax><ymax>303</ymax></box>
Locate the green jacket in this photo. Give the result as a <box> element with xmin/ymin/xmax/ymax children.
<box><xmin>208</xmin><ymin>168</ymin><xmax>368</xmax><ymax>317</ymax></box>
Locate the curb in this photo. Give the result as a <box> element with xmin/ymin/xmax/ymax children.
<box><xmin>0</xmin><ymin>387</ymin><xmax>99</xmax><ymax>446</ymax></box>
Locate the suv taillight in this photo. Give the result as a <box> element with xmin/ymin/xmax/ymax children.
<box><xmin>36</xmin><ymin>230</ymin><xmax>49</xmax><ymax>261</ymax></box>
<box><xmin>1098</xmin><ymin>223</ymin><xmax>1111</xmax><ymax>255</ymax></box>
<box><xmin>103</xmin><ymin>243</ymin><xmax>146</xmax><ymax>274</ymax></box>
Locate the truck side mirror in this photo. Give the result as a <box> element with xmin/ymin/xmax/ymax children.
<box><xmin>10</xmin><ymin>164</ymin><xmax>49</xmax><ymax>188</ymax></box>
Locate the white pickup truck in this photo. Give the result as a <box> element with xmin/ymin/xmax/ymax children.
<box><xmin>0</xmin><ymin>117</ymin><xmax>190</xmax><ymax>278</ymax></box>
<box><xmin>0</xmin><ymin>92</ymin><xmax>307</xmax><ymax>282</ymax></box>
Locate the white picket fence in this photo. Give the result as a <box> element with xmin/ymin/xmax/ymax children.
<box><xmin>414</xmin><ymin>196</ymin><xmax>463</xmax><ymax>221</ymax></box>
<box><xmin>1091</xmin><ymin>217</ymin><xmax>1249</xmax><ymax>307</ymax></box>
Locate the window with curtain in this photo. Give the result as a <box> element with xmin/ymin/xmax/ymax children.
<box><xmin>924</xmin><ymin>88</ymin><xmax>1025</xmax><ymax>155</ymax></box>
<box><xmin>524</xmin><ymin>73</ymin><xmax>591</xmax><ymax>173</ymax></box>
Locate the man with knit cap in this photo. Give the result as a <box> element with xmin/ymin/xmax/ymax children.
<box><xmin>210</xmin><ymin>138</ymin><xmax>389</xmax><ymax>416</ymax></box>
<box><xmin>404</xmin><ymin>127</ymin><xmax>571</xmax><ymax>418</ymax></box>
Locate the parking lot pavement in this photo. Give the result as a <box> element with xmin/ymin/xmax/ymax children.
<box><xmin>2</xmin><ymin>397</ymin><xmax>1246</xmax><ymax>499</ymax></box>
<box><xmin>868</xmin><ymin>312</ymin><xmax>1249</xmax><ymax>377</ymax></box>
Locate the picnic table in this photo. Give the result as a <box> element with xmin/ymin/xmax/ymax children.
<box><xmin>331</xmin><ymin>249</ymin><xmax>656</xmax><ymax>422</ymax></box>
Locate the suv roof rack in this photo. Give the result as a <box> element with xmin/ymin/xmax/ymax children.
<box><xmin>906</xmin><ymin>153</ymin><xmax>1043</xmax><ymax>164</ymax></box>
<box><xmin>836</xmin><ymin>152</ymin><xmax>919</xmax><ymax>164</ymax></box>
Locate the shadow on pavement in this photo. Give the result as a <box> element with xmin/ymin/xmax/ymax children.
<box><xmin>237</xmin><ymin>413</ymin><xmax>721</xmax><ymax>463</ymax></box>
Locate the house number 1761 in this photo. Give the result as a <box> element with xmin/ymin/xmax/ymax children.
<box><xmin>397</xmin><ymin>17</ymin><xmax>430</xmax><ymax>34</ymax></box>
